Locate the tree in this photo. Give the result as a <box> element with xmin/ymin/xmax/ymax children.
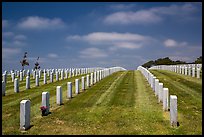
<box><xmin>142</xmin><ymin>60</ymin><xmax>155</xmax><ymax>68</ymax></box>
<box><xmin>20</xmin><ymin>52</ymin><xmax>29</xmax><ymax>70</ymax></box>
<box><xmin>34</xmin><ymin>57</ymin><xmax>40</xmax><ymax>70</ymax></box>
<box><xmin>194</xmin><ymin>56</ymin><xmax>202</xmax><ymax>64</ymax></box>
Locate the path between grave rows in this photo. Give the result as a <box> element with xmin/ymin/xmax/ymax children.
<box><xmin>2</xmin><ymin>70</ymin><xmax>202</xmax><ymax>135</ymax></box>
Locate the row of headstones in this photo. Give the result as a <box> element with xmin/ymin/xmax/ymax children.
<box><xmin>19</xmin><ymin>66</ymin><xmax>126</xmax><ymax>130</ymax></box>
<box><xmin>149</xmin><ymin>64</ymin><xmax>202</xmax><ymax>79</ymax></box>
<box><xmin>2</xmin><ymin>67</ymin><xmax>103</xmax><ymax>84</ymax></box>
<box><xmin>137</xmin><ymin>66</ymin><xmax>178</xmax><ymax>127</ymax></box>
<box><xmin>2</xmin><ymin>67</ymin><xmax>103</xmax><ymax>96</ymax></box>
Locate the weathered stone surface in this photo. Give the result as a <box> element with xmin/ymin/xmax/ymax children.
<box><xmin>86</xmin><ymin>75</ymin><xmax>90</xmax><ymax>87</ymax></box>
<box><xmin>67</xmin><ymin>82</ymin><xmax>72</xmax><ymax>99</ymax></box>
<box><xmin>158</xmin><ymin>83</ymin><xmax>163</xmax><ymax>103</ymax></box>
<box><xmin>192</xmin><ymin>67</ymin><xmax>195</xmax><ymax>77</ymax></box>
<box><xmin>197</xmin><ymin>68</ymin><xmax>200</xmax><ymax>78</ymax></box>
<box><xmin>56</xmin><ymin>71</ymin><xmax>59</xmax><ymax>81</ymax></box>
<box><xmin>11</xmin><ymin>73</ymin><xmax>15</xmax><ymax>82</ymax></box>
<box><xmin>94</xmin><ymin>72</ymin><xmax>97</xmax><ymax>84</ymax></box>
<box><xmin>163</xmin><ymin>88</ymin><xmax>169</xmax><ymax>111</ymax></box>
<box><xmin>56</xmin><ymin>86</ymin><xmax>62</xmax><ymax>105</ymax></box>
<box><xmin>50</xmin><ymin>72</ymin><xmax>53</xmax><ymax>83</ymax></box>
<box><xmin>44</xmin><ymin>72</ymin><xmax>47</xmax><ymax>84</ymax></box>
<box><xmin>20</xmin><ymin>100</ymin><xmax>30</xmax><ymax>130</ymax></box>
<box><xmin>42</xmin><ymin>92</ymin><xmax>50</xmax><ymax>114</ymax></box>
<box><xmin>35</xmin><ymin>75</ymin><xmax>39</xmax><ymax>86</ymax></box>
<box><xmin>3</xmin><ymin>74</ymin><xmax>7</xmax><ymax>84</ymax></box>
<box><xmin>14</xmin><ymin>78</ymin><xmax>19</xmax><ymax>93</ymax></box>
<box><xmin>75</xmin><ymin>79</ymin><xmax>79</xmax><ymax>94</ymax></box>
<box><xmin>20</xmin><ymin>72</ymin><xmax>23</xmax><ymax>81</ymax></box>
<box><xmin>170</xmin><ymin>95</ymin><xmax>177</xmax><ymax>127</ymax></box>
<box><xmin>90</xmin><ymin>73</ymin><xmax>93</xmax><ymax>86</ymax></box>
<box><xmin>26</xmin><ymin>76</ymin><xmax>30</xmax><ymax>89</ymax></box>
<box><xmin>155</xmin><ymin>79</ymin><xmax>159</xmax><ymax>96</ymax></box>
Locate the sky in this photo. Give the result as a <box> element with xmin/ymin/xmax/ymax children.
<box><xmin>2</xmin><ymin>2</ymin><xmax>202</xmax><ymax>71</ymax></box>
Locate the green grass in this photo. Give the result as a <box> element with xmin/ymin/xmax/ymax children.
<box><xmin>150</xmin><ymin>69</ymin><xmax>202</xmax><ymax>134</ymax></box>
<box><xmin>2</xmin><ymin>70</ymin><xmax>202</xmax><ymax>135</ymax></box>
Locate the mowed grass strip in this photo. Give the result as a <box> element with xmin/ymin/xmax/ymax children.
<box><xmin>150</xmin><ymin>69</ymin><xmax>202</xmax><ymax>135</ymax></box>
<box><xmin>2</xmin><ymin>73</ymin><xmax>92</xmax><ymax>135</ymax></box>
<box><xmin>19</xmin><ymin>71</ymin><xmax>125</xmax><ymax>135</ymax></box>
<box><xmin>20</xmin><ymin>70</ymin><xmax>173</xmax><ymax>135</ymax></box>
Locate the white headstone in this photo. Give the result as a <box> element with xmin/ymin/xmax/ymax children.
<box><xmin>188</xmin><ymin>66</ymin><xmax>191</xmax><ymax>76</ymax></box>
<box><xmin>94</xmin><ymin>72</ymin><xmax>97</xmax><ymax>84</ymax></box>
<box><xmin>3</xmin><ymin>74</ymin><xmax>7</xmax><ymax>84</ymax></box>
<box><xmin>170</xmin><ymin>95</ymin><xmax>178</xmax><ymax>127</ymax></box>
<box><xmin>35</xmin><ymin>75</ymin><xmax>39</xmax><ymax>86</ymax></box>
<box><xmin>90</xmin><ymin>73</ymin><xmax>93</xmax><ymax>86</ymax></box>
<box><xmin>56</xmin><ymin>86</ymin><xmax>62</xmax><ymax>105</ymax></box>
<box><xmin>44</xmin><ymin>72</ymin><xmax>47</xmax><ymax>84</ymax></box>
<box><xmin>155</xmin><ymin>79</ymin><xmax>159</xmax><ymax>96</ymax></box>
<box><xmin>20</xmin><ymin>100</ymin><xmax>30</xmax><ymax>130</ymax></box>
<box><xmin>192</xmin><ymin>67</ymin><xmax>195</xmax><ymax>77</ymax></box>
<box><xmin>39</xmin><ymin>70</ymin><xmax>41</xmax><ymax>78</ymax></box>
<box><xmin>33</xmin><ymin>71</ymin><xmax>36</xmax><ymax>79</ymax></box>
<box><xmin>65</xmin><ymin>70</ymin><xmax>68</xmax><ymax>79</ymax></box>
<box><xmin>197</xmin><ymin>68</ymin><xmax>200</xmax><ymax>78</ymax></box>
<box><xmin>56</xmin><ymin>71</ymin><xmax>59</xmax><ymax>81</ymax></box>
<box><xmin>158</xmin><ymin>83</ymin><xmax>163</xmax><ymax>103</ymax></box>
<box><xmin>86</xmin><ymin>75</ymin><xmax>90</xmax><ymax>87</ymax></box>
<box><xmin>20</xmin><ymin>72</ymin><xmax>23</xmax><ymax>81</ymax></box>
<box><xmin>75</xmin><ymin>79</ymin><xmax>79</xmax><ymax>94</ymax></box>
<box><xmin>11</xmin><ymin>73</ymin><xmax>15</xmax><ymax>82</ymax></box>
<box><xmin>14</xmin><ymin>78</ymin><xmax>19</xmax><ymax>93</ymax></box>
<box><xmin>163</xmin><ymin>88</ymin><xmax>169</xmax><ymax>111</ymax></box>
<box><xmin>26</xmin><ymin>76</ymin><xmax>30</xmax><ymax>89</ymax></box>
<box><xmin>50</xmin><ymin>72</ymin><xmax>53</xmax><ymax>83</ymax></box>
<box><xmin>152</xmin><ymin>76</ymin><xmax>156</xmax><ymax>92</ymax></box>
<box><xmin>67</xmin><ymin>82</ymin><xmax>72</xmax><ymax>99</ymax></box>
<box><xmin>42</xmin><ymin>92</ymin><xmax>50</xmax><ymax>114</ymax></box>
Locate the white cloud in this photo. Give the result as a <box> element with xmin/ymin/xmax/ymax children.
<box><xmin>84</xmin><ymin>32</ymin><xmax>148</xmax><ymax>42</ymax></box>
<box><xmin>13</xmin><ymin>40</ymin><xmax>26</xmax><ymax>46</ymax></box>
<box><xmin>79</xmin><ymin>48</ymin><xmax>108</xmax><ymax>58</ymax></box>
<box><xmin>67</xmin><ymin>32</ymin><xmax>154</xmax><ymax>52</ymax></box>
<box><xmin>14</xmin><ymin>34</ymin><xmax>27</xmax><ymax>40</ymax></box>
<box><xmin>164</xmin><ymin>39</ymin><xmax>188</xmax><ymax>47</ymax></box>
<box><xmin>113</xmin><ymin>42</ymin><xmax>142</xmax><ymax>50</ymax></box>
<box><xmin>2</xmin><ymin>48</ymin><xmax>22</xmax><ymax>59</ymax></box>
<box><xmin>164</xmin><ymin>39</ymin><xmax>177</xmax><ymax>47</ymax></box>
<box><xmin>47</xmin><ymin>53</ymin><xmax>59</xmax><ymax>58</ymax></box>
<box><xmin>67</xmin><ymin>32</ymin><xmax>153</xmax><ymax>51</ymax></box>
<box><xmin>104</xmin><ymin>10</ymin><xmax>162</xmax><ymax>25</ymax></box>
<box><xmin>104</xmin><ymin>3</ymin><xmax>198</xmax><ymax>25</ymax></box>
<box><xmin>17</xmin><ymin>16</ymin><xmax>66</xmax><ymax>29</ymax></box>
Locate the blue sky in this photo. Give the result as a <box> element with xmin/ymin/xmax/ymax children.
<box><xmin>2</xmin><ymin>2</ymin><xmax>202</xmax><ymax>71</ymax></box>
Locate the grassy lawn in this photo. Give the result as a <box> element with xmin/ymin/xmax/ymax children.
<box><xmin>2</xmin><ymin>70</ymin><xmax>202</xmax><ymax>135</ymax></box>
<box><xmin>150</xmin><ymin>69</ymin><xmax>202</xmax><ymax>135</ymax></box>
